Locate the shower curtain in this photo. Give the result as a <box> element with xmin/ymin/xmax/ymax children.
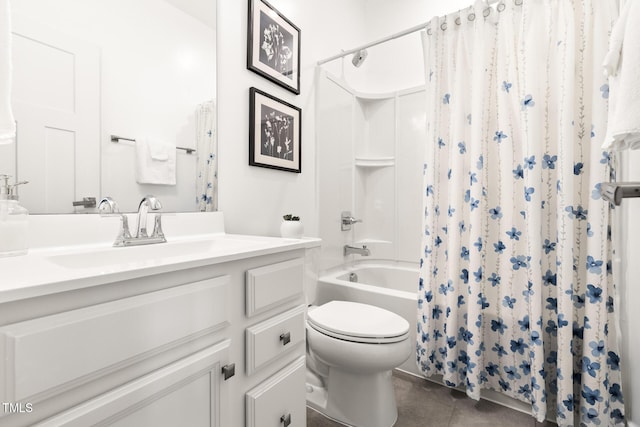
<box><xmin>417</xmin><ymin>1</ymin><xmax>624</xmax><ymax>425</ymax></box>
<box><xmin>196</xmin><ymin>100</ymin><xmax>218</xmax><ymax>212</ymax></box>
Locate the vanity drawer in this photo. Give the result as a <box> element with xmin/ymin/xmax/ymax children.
<box><xmin>245</xmin><ymin>304</ymin><xmax>306</xmax><ymax>375</ymax></box>
<box><xmin>246</xmin><ymin>356</ymin><xmax>306</xmax><ymax>427</ymax></box>
<box><xmin>0</xmin><ymin>276</ymin><xmax>230</xmax><ymax>403</ymax></box>
<box><xmin>245</xmin><ymin>258</ymin><xmax>304</xmax><ymax>317</ymax></box>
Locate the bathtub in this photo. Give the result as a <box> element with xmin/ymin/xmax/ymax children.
<box><xmin>315</xmin><ymin>260</ymin><xmax>421</xmax><ymax>376</ymax></box>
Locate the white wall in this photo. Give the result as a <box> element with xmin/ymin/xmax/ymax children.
<box><xmin>217</xmin><ymin>0</ymin><xmax>367</xmax><ymax>236</ymax></box>
<box><xmin>346</xmin><ymin>0</ymin><xmax>473</xmax><ymax>93</ymax></box>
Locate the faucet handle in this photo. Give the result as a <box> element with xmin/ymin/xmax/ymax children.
<box><xmin>151</xmin><ymin>214</ymin><xmax>167</xmax><ymax>242</ymax></box>
<box><xmin>139</xmin><ymin>194</ymin><xmax>162</xmax><ymax>211</ymax></box>
<box><xmin>341</xmin><ymin>211</ymin><xmax>363</xmax><ymax>231</ymax></box>
<box><xmin>113</xmin><ymin>215</ymin><xmax>133</xmax><ymax>246</ymax></box>
<box><xmin>98</xmin><ymin>197</ymin><xmax>120</xmax><ymax>216</ymax></box>
<box><xmin>98</xmin><ymin>197</ymin><xmax>133</xmax><ymax>246</ymax></box>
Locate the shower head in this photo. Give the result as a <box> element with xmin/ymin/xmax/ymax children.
<box><xmin>351</xmin><ymin>49</ymin><xmax>368</xmax><ymax>67</ymax></box>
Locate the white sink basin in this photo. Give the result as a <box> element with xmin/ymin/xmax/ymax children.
<box><xmin>46</xmin><ymin>239</ymin><xmax>228</xmax><ymax>270</ymax></box>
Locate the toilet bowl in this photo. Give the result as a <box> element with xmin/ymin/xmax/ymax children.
<box><xmin>305</xmin><ymin>301</ymin><xmax>411</xmax><ymax>427</ymax></box>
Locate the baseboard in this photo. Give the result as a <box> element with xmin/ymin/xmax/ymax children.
<box><xmin>628</xmin><ymin>420</ymin><xmax>639</xmax><ymax>427</ymax></box>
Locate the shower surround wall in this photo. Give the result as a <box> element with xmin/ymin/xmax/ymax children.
<box><xmin>315</xmin><ymin>0</ymin><xmax>476</xmax><ymax>271</ymax></box>
<box><xmin>316</xmin><ymin>70</ymin><xmax>425</xmax><ymax>271</ymax></box>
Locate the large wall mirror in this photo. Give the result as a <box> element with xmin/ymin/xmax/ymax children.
<box><xmin>0</xmin><ymin>0</ymin><xmax>217</xmax><ymax>214</ymax></box>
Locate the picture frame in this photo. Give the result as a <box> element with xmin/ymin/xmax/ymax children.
<box><xmin>247</xmin><ymin>0</ymin><xmax>301</xmax><ymax>95</ymax></box>
<box><xmin>249</xmin><ymin>87</ymin><xmax>301</xmax><ymax>173</ymax></box>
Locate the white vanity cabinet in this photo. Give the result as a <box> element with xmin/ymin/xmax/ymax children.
<box><xmin>244</xmin><ymin>258</ymin><xmax>307</xmax><ymax>427</ymax></box>
<box><xmin>0</xmin><ymin>245</ymin><xmax>312</xmax><ymax>427</ymax></box>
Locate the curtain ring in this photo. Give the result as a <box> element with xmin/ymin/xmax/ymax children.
<box><xmin>483</xmin><ymin>7</ymin><xmax>491</xmax><ymax>17</ymax></box>
<box><xmin>468</xmin><ymin>12</ymin><xmax>476</xmax><ymax>21</ymax></box>
<box><xmin>427</xmin><ymin>27</ymin><xmax>433</xmax><ymax>35</ymax></box>
<box><xmin>455</xmin><ymin>16</ymin><xmax>461</xmax><ymax>25</ymax></box>
<box><xmin>440</xmin><ymin>21</ymin><xmax>448</xmax><ymax>31</ymax></box>
<box><xmin>514</xmin><ymin>0</ymin><xmax>523</xmax><ymax>5</ymax></box>
<box><xmin>497</xmin><ymin>2</ymin><xmax>506</xmax><ymax>12</ymax></box>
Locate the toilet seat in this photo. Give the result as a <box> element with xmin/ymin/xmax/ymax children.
<box><xmin>307</xmin><ymin>301</ymin><xmax>409</xmax><ymax>344</ymax></box>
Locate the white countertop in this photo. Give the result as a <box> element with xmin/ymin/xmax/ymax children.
<box><xmin>0</xmin><ymin>212</ymin><xmax>320</xmax><ymax>304</ymax></box>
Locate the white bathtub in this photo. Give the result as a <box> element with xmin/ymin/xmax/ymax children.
<box><xmin>316</xmin><ymin>260</ymin><xmax>421</xmax><ymax>376</ymax></box>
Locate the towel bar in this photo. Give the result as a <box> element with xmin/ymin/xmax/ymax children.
<box><xmin>600</xmin><ymin>182</ymin><xmax>640</xmax><ymax>205</ymax></box>
<box><xmin>110</xmin><ymin>135</ymin><xmax>196</xmax><ymax>154</ymax></box>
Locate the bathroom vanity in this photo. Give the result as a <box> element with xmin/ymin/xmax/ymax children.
<box><xmin>0</xmin><ymin>212</ymin><xmax>318</xmax><ymax>427</ymax></box>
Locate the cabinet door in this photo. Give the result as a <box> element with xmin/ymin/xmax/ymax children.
<box><xmin>35</xmin><ymin>340</ymin><xmax>232</xmax><ymax>427</ymax></box>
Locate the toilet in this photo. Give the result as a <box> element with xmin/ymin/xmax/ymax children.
<box><xmin>305</xmin><ymin>300</ymin><xmax>411</xmax><ymax>427</ymax></box>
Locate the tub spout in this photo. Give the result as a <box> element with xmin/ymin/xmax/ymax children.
<box><xmin>344</xmin><ymin>244</ymin><xmax>370</xmax><ymax>257</ymax></box>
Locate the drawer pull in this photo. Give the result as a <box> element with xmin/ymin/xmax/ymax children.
<box><xmin>222</xmin><ymin>363</ymin><xmax>235</xmax><ymax>380</ymax></box>
<box><xmin>279</xmin><ymin>332</ymin><xmax>291</xmax><ymax>346</ymax></box>
<box><xmin>280</xmin><ymin>413</ymin><xmax>292</xmax><ymax>426</ymax></box>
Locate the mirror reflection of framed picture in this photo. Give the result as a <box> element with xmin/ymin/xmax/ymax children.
<box><xmin>249</xmin><ymin>87</ymin><xmax>301</xmax><ymax>173</ymax></box>
<box><xmin>247</xmin><ymin>0</ymin><xmax>301</xmax><ymax>95</ymax></box>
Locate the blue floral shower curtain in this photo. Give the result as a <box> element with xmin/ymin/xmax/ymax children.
<box><xmin>417</xmin><ymin>1</ymin><xmax>624</xmax><ymax>425</ymax></box>
<box><xmin>196</xmin><ymin>100</ymin><xmax>218</xmax><ymax>211</ymax></box>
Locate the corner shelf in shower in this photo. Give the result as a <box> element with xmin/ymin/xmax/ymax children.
<box><xmin>354</xmin><ymin>157</ymin><xmax>395</xmax><ymax>168</ymax></box>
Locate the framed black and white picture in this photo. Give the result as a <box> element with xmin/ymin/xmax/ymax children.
<box><xmin>247</xmin><ymin>0</ymin><xmax>301</xmax><ymax>95</ymax></box>
<box><xmin>249</xmin><ymin>87</ymin><xmax>301</xmax><ymax>173</ymax></box>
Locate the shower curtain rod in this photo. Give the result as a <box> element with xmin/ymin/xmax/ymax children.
<box><xmin>316</xmin><ymin>0</ymin><xmax>515</xmax><ymax>66</ymax></box>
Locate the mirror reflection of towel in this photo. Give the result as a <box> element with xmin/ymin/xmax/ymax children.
<box><xmin>0</xmin><ymin>0</ymin><xmax>16</xmax><ymax>145</ymax></box>
<box><xmin>603</xmin><ymin>0</ymin><xmax>640</xmax><ymax>150</ymax></box>
<box><xmin>135</xmin><ymin>138</ymin><xmax>176</xmax><ymax>185</ymax></box>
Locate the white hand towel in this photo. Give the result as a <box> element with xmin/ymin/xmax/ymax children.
<box><xmin>603</xmin><ymin>0</ymin><xmax>640</xmax><ymax>150</ymax></box>
<box><xmin>135</xmin><ymin>138</ymin><xmax>176</xmax><ymax>185</ymax></box>
<box><xmin>0</xmin><ymin>0</ymin><xmax>16</xmax><ymax>145</ymax></box>
<box><xmin>147</xmin><ymin>139</ymin><xmax>170</xmax><ymax>161</ymax></box>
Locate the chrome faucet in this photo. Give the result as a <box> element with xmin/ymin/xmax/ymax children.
<box><xmin>344</xmin><ymin>244</ymin><xmax>370</xmax><ymax>257</ymax></box>
<box><xmin>98</xmin><ymin>196</ymin><xmax>166</xmax><ymax>247</ymax></box>
<box><xmin>136</xmin><ymin>195</ymin><xmax>161</xmax><ymax>237</ymax></box>
<box><xmin>134</xmin><ymin>195</ymin><xmax>166</xmax><ymax>243</ymax></box>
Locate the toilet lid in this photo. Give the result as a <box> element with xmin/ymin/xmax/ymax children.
<box><xmin>307</xmin><ymin>301</ymin><xmax>410</xmax><ymax>343</ymax></box>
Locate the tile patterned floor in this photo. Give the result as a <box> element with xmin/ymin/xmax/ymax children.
<box><xmin>307</xmin><ymin>371</ymin><xmax>558</xmax><ymax>427</ymax></box>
